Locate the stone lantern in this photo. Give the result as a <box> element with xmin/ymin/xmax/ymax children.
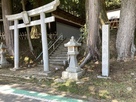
<box><xmin>0</xmin><ymin>42</ymin><xmax>10</xmax><ymax>68</ymax></box>
<box><xmin>62</xmin><ymin>36</ymin><xmax>84</xmax><ymax>80</ymax></box>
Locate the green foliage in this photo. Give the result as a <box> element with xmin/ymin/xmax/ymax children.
<box><xmin>59</xmin><ymin>0</ymin><xmax>85</xmax><ymax>18</ymax></box>
<box><xmin>12</xmin><ymin>0</ymin><xmax>22</xmax><ymax>13</ymax></box>
<box><xmin>105</xmin><ymin>0</ymin><xmax>121</xmax><ymax>10</ymax></box>
<box><xmin>45</xmin><ymin>79</ymin><xmax>54</xmax><ymax>86</ymax></box>
<box><xmin>56</xmin><ymin>80</ymin><xmax>80</xmax><ymax>94</ymax></box>
<box><xmin>80</xmin><ymin>24</ymin><xmax>87</xmax><ymax>42</ymax></box>
<box><xmin>12</xmin><ymin>0</ymin><xmax>121</xmax><ymax>16</ymax></box>
<box><xmin>29</xmin><ymin>0</ymin><xmax>85</xmax><ymax>19</ymax></box>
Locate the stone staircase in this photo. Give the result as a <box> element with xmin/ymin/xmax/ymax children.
<box><xmin>49</xmin><ymin>39</ymin><xmax>68</xmax><ymax>66</ymax></box>
<box><xmin>37</xmin><ymin>36</ymin><xmax>82</xmax><ymax>69</ymax></box>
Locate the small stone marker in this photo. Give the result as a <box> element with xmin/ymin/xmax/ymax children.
<box><xmin>62</xmin><ymin>36</ymin><xmax>84</xmax><ymax>80</ymax></box>
<box><xmin>102</xmin><ymin>24</ymin><xmax>110</xmax><ymax>77</ymax></box>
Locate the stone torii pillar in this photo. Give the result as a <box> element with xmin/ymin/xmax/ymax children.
<box><xmin>6</xmin><ymin>0</ymin><xmax>60</xmax><ymax>72</ymax></box>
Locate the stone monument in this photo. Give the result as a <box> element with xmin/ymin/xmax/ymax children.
<box><xmin>102</xmin><ymin>24</ymin><xmax>110</xmax><ymax>77</ymax></box>
<box><xmin>62</xmin><ymin>36</ymin><xmax>84</xmax><ymax>80</ymax></box>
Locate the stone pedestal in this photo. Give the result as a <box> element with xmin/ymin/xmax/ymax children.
<box><xmin>62</xmin><ymin>70</ymin><xmax>84</xmax><ymax>81</ymax></box>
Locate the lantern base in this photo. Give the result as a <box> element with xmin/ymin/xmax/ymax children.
<box><xmin>62</xmin><ymin>70</ymin><xmax>84</xmax><ymax>81</ymax></box>
<box><xmin>66</xmin><ymin>66</ymin><xmax>81</xmax><ymax>73</ymax></box>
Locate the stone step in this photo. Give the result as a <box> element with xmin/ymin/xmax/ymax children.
<box><xmin>48</xmin><ymin>38</ymin><xmax>70</xmax><ymax>66</ymax></box>
<box><xmin>57</xmin><ymin>48</ymin><xmax>67</xmax><ymax>50</ymax></box>
<box><xmin>61</xmin><ymin>51</ymin><xmax>67</xmax><ymax>54</ymax></box>
<box><xmin>49</xmin><ymin>58</ymin><xmax>67</xmax><ymax>62</ymax></box>
<box><xmin>52</xmin><ymin>47</ymin><xmax>67</xmax><ymax>52</ymax></box>
<box><xmin>49</xmin><ymin>64</ymin><xmax>65</xmax><ymax>70</ymax></box>
<box><xmin>49</xmin><ymin>56</ymin><xmax>67</xmax><ymax>59</ymax></box>
<box><xmin>54</xmin><ymin>51</ymin><xmax>67</xmax><ymax>54</ymax></box>
<box><xmin>50</xmin><ymin>54</ymin><xmax>67</xmax><ymax>57</ymax></box>
<box><xmin>54</xmin><ymin>49</ymin><xmax>67</xmax><ymax>52</ymax></box>
<box><xmin>38</xmin><ymin>64</ymin><xmax>65</xmax><ymax>71</ymax></box>
<box><xmin>49</xmin><ymin>61</ymin><xmax>64</xmax><ymax>65</ymax></box>
<box><xmin>59</xmin><ymin>47</ymin><xmax>67</xmax><ymax>49</ymax></box>
<box><xmin>53</xmin><ymin>52</ymin><xmax>67</xmax><ymax>55</ymax></box>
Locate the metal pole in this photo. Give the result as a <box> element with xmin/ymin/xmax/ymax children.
<box><xmin>40</xmin><ymin>12</ymin><xmax>49</xmax><ymax>72</ymax></box>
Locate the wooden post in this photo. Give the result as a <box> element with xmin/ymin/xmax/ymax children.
<box><xmin>102</xmin><ymin>24</ymin><xmax>110</xmax><ymax>77</ymax></box>
<box><xmin>14</xmin><ymin>19</ymin><xmax>19</xmax><ymax>69</ymax></box>
<box><xmin>40</xmin><ymin>12</ymin><xmax>49</xmax><ymax>72</ymax></box>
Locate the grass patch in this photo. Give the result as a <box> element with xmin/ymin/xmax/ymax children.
<box><xmin>56</xmin><ymin>80</ymin><xmax>80</xmax><ymax>94</ymax></box>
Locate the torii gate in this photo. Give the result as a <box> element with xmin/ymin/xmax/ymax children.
<box><xmin>6</xmin><ymin>0</ymin><xmax>60</xmax><ymax>72</ymax></box>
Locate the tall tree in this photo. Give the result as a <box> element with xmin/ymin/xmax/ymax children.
<box><xmin>80</xmin><ymin>0</ymin><xmax>108</xmax><ymax>67</ymax></box>
<box><xmin>2</xmin><ymin>0</ymin><xmax>14</xmax><ymax>55</ymax></box>
<box><xmin>87</xmin><ymin>0</ymin><xmax>100</xmax><ymax>62</ymax></box>
<box><xmin>116</xmin><ymin>0</ymin><xmax>136</xmax><ymax>61</ymax></box>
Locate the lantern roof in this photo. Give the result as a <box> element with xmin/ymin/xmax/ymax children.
<box><xmin>64</xmin><ymin>36</ymin><xmax>81</xmax><ymax>47</ymax></box>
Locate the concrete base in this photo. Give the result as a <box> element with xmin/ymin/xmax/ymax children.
<box><xmin>10</xmin><ymin>67</ymin><xmax>21</xmax><ymax>71</ymax></box>
<box><xmin>66</xmin><ymin>67</ymin><xmax>81</xmax><ymax>73</ymax></box>
<box><xmin>62</xmin><ymin>70</ymin><xmax>84</xmax><ymax>81</ymax></box>
<box><xmin>97</xmin><ymin>75</ymin><xmax>111</xmax><ymax>79</ymax></box>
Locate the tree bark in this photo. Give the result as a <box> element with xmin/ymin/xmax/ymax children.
<box><xmin>87</xmin><ymin>0</ymin><xmax>100</xmax><ymax>59</ymax></box>
<box><xmin>2</xmin><ymin>0</ymin><xmax>14</xmax><ymax>55</ymax></box>
<box><xmin>116</xmin><ymin>0</ymin><xmax>136</xmax><ymax>61</ymax></box>
<box><xmin>85</xmin><ymin>0</ymin><xmax>89</xmax><ymax>30</ymax></box>
<box><xmin>80</xmin><ymin>0</ymin><xmax>102</xmax><ymax>67</ymax></box>
<box><xmin>99</xmin><ymin>0</ymin><xmax>108</xmax><ymax>25</ymax></box>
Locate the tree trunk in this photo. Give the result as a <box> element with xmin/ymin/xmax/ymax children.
<box><xmin>116</xmin><ymin>0</ymin><xmax>136</xmax><ymax>61</ymax></box>
<box><xmin>85</xmin><ymin>0</ymin><xmax>89</xmax><ymax>31</ymax></box>
<box><xmin>99</xmin><ymin>0</ymin><xmax>108</xmax><ymax>25</ymax></box>
<box><xmin>80</xmin><ymin>0</ymin><xmax>101</xmax><ymax>67</ymax></box>
<box><xmin>87</xmin><ymin>0</ymin><xmax>100</xmax><ymax>58</ymax></box>
<box><xmin>2</xmin><ymin>0</ymin><xmax>14</xmax><ymax>55</ymax></box>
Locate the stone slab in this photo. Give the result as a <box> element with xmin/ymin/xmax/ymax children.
<box><xmin>97</xmin><ymin>75</ymin><xmax>111</xmax><ymax>79</ymax></box>
<box><xmin>62</xmin><ymin>70</ymin><xmax>84</xmax><ymax>81</ymax></box>
<box><xmin>102</xmin><ymin>24</ymin><xmax>110</xmax><ymax>77</ymax></box>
